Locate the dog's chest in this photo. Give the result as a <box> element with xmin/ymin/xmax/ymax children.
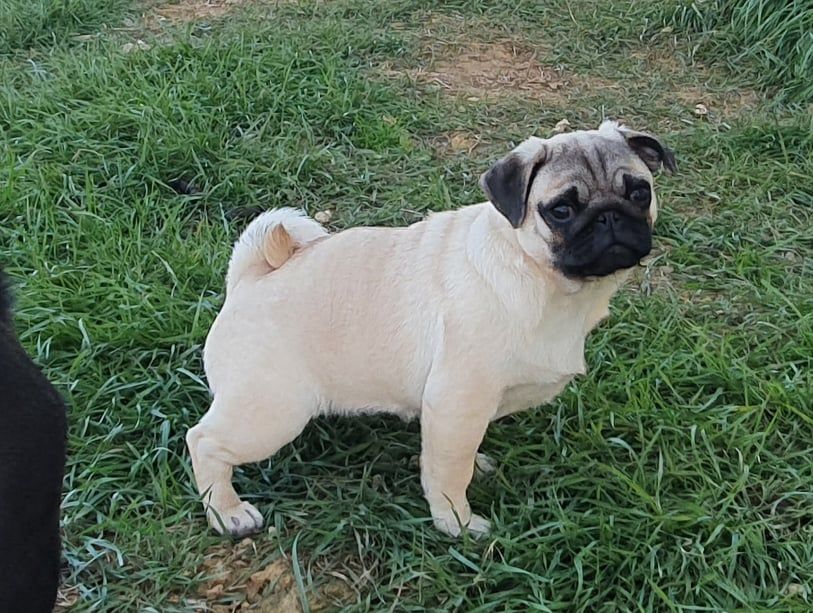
<box><xmin>494</xmin><ymin>379</ymin><xmax>573</xmax><ymax>419</ymax></box>
<box><xmin>493</xmin><ymin>318</ymin><xmax>589</xmax><ymax>419</ymax></box>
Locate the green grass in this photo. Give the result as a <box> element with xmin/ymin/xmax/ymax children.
<box><xmin>632</xmin><ymin>0</ymin><xmax>813</xmax><ymax>104</ymax></box>
<box><xmin>0</xmin><ymin>0</ymin><xmax>133</xmax><ymax>55</ymax></box>
<box><xmin>1</xmin><ymin>0</ymin><xmax>811</xmax><ymax>610</ymax></box>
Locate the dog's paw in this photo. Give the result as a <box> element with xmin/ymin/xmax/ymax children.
<box><xmin>474</xmin><ymin>452</ymin><xmax>497</xmax><ymax>476</ymax></box>
<box><xmin>465</xmin><ymin>513</ymin><xmax>492</xmax><ymax>537</ymax></box>
<box><xmin>433</xmin><ymin>512</ymin><xmax>492</xmax><ymax>539</ymax></box>
<box><xmin>207</xmin><ymin>501</ymin><xmax>264</xmax><ymax>538</ymax></box>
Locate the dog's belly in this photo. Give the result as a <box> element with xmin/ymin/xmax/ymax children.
<box><xmin>494</xmin><ymin>378</ymin><xmax>573</xmax><ymax>420</ymax></box>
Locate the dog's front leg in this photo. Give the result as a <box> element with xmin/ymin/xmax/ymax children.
<box><xmin>420</xmin><ymin>377</ymin><xmax>497</xmax><ymax>538</ymax></box>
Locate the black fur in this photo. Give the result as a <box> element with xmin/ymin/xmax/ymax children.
<box><xmin>540</xmin><ymin>183</ymin><xmax>654</xmax><ymax>278</ymax></box>
<box><xmin>0</xmin><ymin>273</ymin><xmax>12</xmax><ymax>327</ymax></box>
<box><xmin>167</xmin><ymin>177</ymin><xmax>201</xmax><ymax>195</ymax></box>
<box><xmin>625</xmin><ymin>134</ymin><xmax>677</xmax><ymax>174</ymax></box>
<box><xmin>0</xmin><ymin>270</ymin><xmax>67</xmax><ymax>613</ymax></box>
<box><xmin>480</xmin><ymin>153</ymin><xmax>546</xmax><ymax>228</ymax></box>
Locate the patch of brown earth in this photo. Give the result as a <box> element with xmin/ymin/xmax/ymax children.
<box><xmin>385</xmin><ymin>13</ymin><xmax>612</xmax><ymax>107</ymax></box>
<box><xmin>405</xmin><ymin>41</ymin><xmax>568</xmax><ymax>103</ymax></box>
<box><xmin>382</xmin><ymin>13</ymin><xmax>761</xmax><ymax>125</ymax></box>
<box><xmin>429</xmin><ymin>130</ymin><xmax>483</xmax><ymax>155</ymax></box>
<box><xmin>630</xmin><ymin>49</ymin><xmax>762</xmax><ymax>119</ymax></box>
<box><xmin>674</xmin><ymin>87</ymin><xmax>761</xmax><ymax>120</ymax></box>
<box><xmin>151</xmin><ymin>0</ymin><xmax>249</xmax><ymax>24</ymax></box>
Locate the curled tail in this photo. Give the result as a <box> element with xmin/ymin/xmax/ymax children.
<box><xmin>226</xmin><ymin>208</ymin><xmax>328</xmax><ymax>293</ymax></box>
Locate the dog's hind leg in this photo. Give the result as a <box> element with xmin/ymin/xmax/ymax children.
<box><xmin>186</xmin><ymin>389</ymin><xmax>314</xmax><ymax>537</ymax></box>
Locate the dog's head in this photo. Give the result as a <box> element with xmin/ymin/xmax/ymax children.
<box><xmin>480</xmin><ymin>120</ymin><xmax>676</xmax><ymax>279</ymax></box>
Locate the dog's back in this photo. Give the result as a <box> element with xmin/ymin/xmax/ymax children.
<box><xmin>0</xmin><ymin>271</ymin><xmax>67</xmax><ymax>613</ymax></box>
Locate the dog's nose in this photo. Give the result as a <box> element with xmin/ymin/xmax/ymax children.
<box><xmin>596</xmin><ymin>210</ymin><xmax>621</xmax><ymax>227</ymax></box>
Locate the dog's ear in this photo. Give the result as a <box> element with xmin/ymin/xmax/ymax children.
<box><xmin>480</xmin><ymin>139</ymin><xmax>547</xmax><ymax>228</ymax></box>
<box><xmin>618</xmin><ymin>127</ymin><xmax>677</xmax><ymax>175</ymax></box>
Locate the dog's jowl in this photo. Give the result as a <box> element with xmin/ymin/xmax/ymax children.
<box><xmin>0</xmin><ymin>271</ymin><xmax>68</xmax><ymax>612</ymax></box>
<box><xmin>188</xmin><ymin>120</ymin><xmax>675</xmax><ymax>538</ymax></box>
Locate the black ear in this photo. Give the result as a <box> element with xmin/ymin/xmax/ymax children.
<box><xmin>480</xmin><ymin>147</ymin><xmax>546</xmax><ymax>228</ymax></box>
<box><xmin>620</xmin><ymin>129</ymin><xmax>677</xmax><ymax>174</ymax></box>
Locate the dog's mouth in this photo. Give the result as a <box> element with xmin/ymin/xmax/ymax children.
<box><xmin>603</xmin><ymin>243</ymin><xmax>641</xmax><ymax>262</ymax></box>
<box><xmin>557</xmin><ymin>239</ymin><xmax>651</xmax><ymax>279</ymax></box>
<box><xmin>587</xmin><ymin>243</ymin><xmax>645</xmax><ymax>275</ymax></box>
<box><xmin>553</xmin><ymin>207</ymin><xmax>653</xmax><ymax>279</ymax></box>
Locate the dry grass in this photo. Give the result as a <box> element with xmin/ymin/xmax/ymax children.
<box><xmin>172</xmin><ymin>538</ymin><xmax>355</xmax><ymax>611</ymax></box>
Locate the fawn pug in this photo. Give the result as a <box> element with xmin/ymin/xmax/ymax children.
<box><xmin>188</xmin><ymin>120</ymin><xmax>675</xmax><ymax>538</ymax></box>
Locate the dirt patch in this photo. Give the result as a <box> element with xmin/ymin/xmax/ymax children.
<box><xmin>403</xmin><ymin>41</ymin><xmax>568</xmax><ymax>103</ymax></box>
<box><xmin>401</xmin><ymin>38</ymin><xmax>759</xmax><ymax>115</ymax></box>
<box><xmin>171</xmin><ymin>538</ymin><xmax>355</xmax><ymax>612</ymax></box>
<box><xmin>378</xmin><ymin>15</ymin><xmax>622</xmax><ymax>108</ymax></box>
<box><xmin>430</xmin><ymin>130</ymin><xmax>483</xmax><ymax>155</ymax></box>
<box><xmin>630</xmin><ymin>49</ymin><xmax>762</xmax><ymax>119</ymax></box>
<box><xmin>141</xmin><ymin>0</ymin><xmax>283</xmax><ymax>29</ymax></box>
<box><xmin>148</xmin><ymin>0</ymin><xmax>249</xmax><ymax>24</ymax></box>
<box><xmin>380</xmin><ymin>13</ymin><xmax>762</xmax><ymax>123</ymax></box>
<box><xmin>673</xmin><ymin>87</ymin><xmax>761</xmax><ymax>120</ymax></box>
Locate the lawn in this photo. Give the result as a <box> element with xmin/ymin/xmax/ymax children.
<box><xmin>1</xmin><ymin>0</ymin><xmax>811</xmax><ymax>610</ymax></box>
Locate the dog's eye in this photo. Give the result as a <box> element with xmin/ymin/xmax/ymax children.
<box><xmin>549</xmin><ymin>204</ymin><xmax>574</xmax><ymax>222</ymax></box>
<box><xmin>630</xmin><ymin>187</ymin><xmax>651</xmax><ymax>205</ymax></box>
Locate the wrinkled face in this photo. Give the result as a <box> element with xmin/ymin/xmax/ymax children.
<box><xmin>480</xmin><ymin>121</ymin><xmax>676</xmax><ymax>280</ymax></box>
<box><xmin>532</xmin><ymin>140</ymin><xmax>657</xmax><ymax>278</ymax></box>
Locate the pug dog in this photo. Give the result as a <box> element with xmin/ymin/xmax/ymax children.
<box><xmin>187</xmin><ymin>120</ymin><xmax>675</xmax><ymax>538</ymax></box>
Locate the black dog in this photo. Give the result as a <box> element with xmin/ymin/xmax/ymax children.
<box><xmin>0</xmin><ymin>271</ymin><xmax>67</xmax><ymax>613</ymax></box>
